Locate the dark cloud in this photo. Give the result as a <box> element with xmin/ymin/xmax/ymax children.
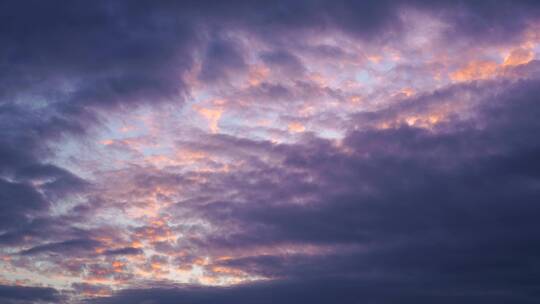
<box><xmin>0</xmin><ymin>179</ymin><xmax>48</xmax><ymax>231</ymax></box>
<box><xmin>20</xmin><ymin>238</ymin><xmax>102</xmax><ymax>256</ymax></box>
<box><xmin>198</xmin><ymin>37</ymin><xmax>247</xmax><ymax>83</ymax></box>
<box><xmin>71</xmin><ymin>283</ymin><xmax>112</xmax><ymax>296</ymax></box>
<box><xmin>0</xmin><ymin>1</ymin><xmax>197</xmax><ymax>108</ymax></box>
<box><xmin>260</xmin><ymin>50</ymin><xmax>305</xmax><ymax>75</ymax></box>
<box><xmin>416</xmin><ymin>0</ymin><xmax>540</xmax><ymax>45</ymax></box>
<box><xmin>15</xmin><ymin>164</ymin><xmax>88</xmax><ymax>200</ymax></box>
<box><xmin>186</xmin><ymin>0</ymin><xmax>540</xmax><ymax>45</ymax></box>
<box><xmin>87</xmin><ymin>276</ymin><xmax>540</xmax><ymax>304</ymax></box>
<box><xmin>72</xmin><ymin>283</ymin><xmax>113</xmax><ymax>298</ymax></box>
<box><xmin>205</xmin><ymin>0</ymin><xmax>404</xmax><ymax>42</ymax></box>
<box><xmin>103</xmin><ymin>247</ymin><xmax>144</xmax><ymax>256</ymax></box>
<box><xmin>0</xmin><ymin>284</ymin><xmax>61</xmax><ymax>304</ymax></box>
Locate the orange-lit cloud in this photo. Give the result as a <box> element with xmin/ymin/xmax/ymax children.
<box><xmin>288</xmin><ymin>122</ymin><xmax>306</xmax><ymax>133</ymax></box>
<box><xmin>248</xmin><ymin>65</ymin><xmax>270</xmax><ymax>86</ymax></box>
<box><xmin>194</xmin><ymin>105</ymin><xmax>224</xmax><ymax>133</ymax></box>
<box><xmin>450</xmin><ymin>60</ymin><xmax>499</xmax><ymax>81</ymax></box>
<box><xmin>503</xmin><ymin>47</ymin><xmax>534</xmax><ymax>66</ymax></box>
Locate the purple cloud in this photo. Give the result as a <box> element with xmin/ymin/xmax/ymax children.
<box><xmin>1</xmin><ymin>1</ymin><xmax>540</xmax><ymax>303</ymax></box>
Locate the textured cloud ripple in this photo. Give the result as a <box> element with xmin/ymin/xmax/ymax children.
<box><xmin>1</xmin><ymin>1</ymin><xmax>540</xmax><ymax>303</ymax></box>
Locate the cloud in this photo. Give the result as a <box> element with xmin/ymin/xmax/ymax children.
<box><xmin>86</xmin><ymin>275</ymin><xmax>539</xmax><ymax>304</ymax></box>
<box><xmin>2</xmin><ymin>1</ymin><xmax>540</xmax><ymax>303</ymax></box>
<box><xmin>144</xmin><ymin>76</ymin><xmax>540</xmax><ymax>302</ymax></box>
<box><xmin>20</xmin><ymin>238</ymin><xmax>102</xmax><ymax>256</ymax></box>
<box><xmin>103</xmin><ymin>247</ymin><xmax>144</xmax><ymax>256</ymax></box>
<box><xmin>0</xmin><ymin>179</ymin><xmax>48</xmax><ymax>231</ymax></box>
<box><xmin>198</xmin><ymin>37</ymin><xmax>247</xmax><ymax>83</ymax></box>
<box><xmin>424</xmin><ymin>0</ymin><xmax>540</xmax><ymax>45</ymax></box>
<box><xmin>0</xmin><ymin>284</ymin><xmax>61</xmax><ymax>304</ymax></box>
<box><xmin>260</xmin><ymin>50</ymin><xmax>306</xmax><ymax>76</ymax></box>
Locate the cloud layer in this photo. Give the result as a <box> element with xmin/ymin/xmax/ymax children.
<box><xmin>1</xmin><ymin>1</ymin><xmax>540</xmax><ymax>303</ymax></box>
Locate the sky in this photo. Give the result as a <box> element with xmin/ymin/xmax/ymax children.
<box><xmin>1</xmin><ymin>1</ymin><xmax>540</xmax><ymax>303</ymax></box>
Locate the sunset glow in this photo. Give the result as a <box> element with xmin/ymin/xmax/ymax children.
<box><xmin>1</xmin><ymin>1</ymin><xmax>540</xmax><ymax>303</ymax></box>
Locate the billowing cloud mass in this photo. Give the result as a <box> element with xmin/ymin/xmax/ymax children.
<box><xmin>1</xmin><ymin>1</ymin><xmax>540</xmax><ymax>303</ymax></box>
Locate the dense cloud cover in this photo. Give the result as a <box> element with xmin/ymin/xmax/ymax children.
<box><xmin>1</xmin><ymin>1</ymin><xmax>540</xmax><ymax>303</ymax></box>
